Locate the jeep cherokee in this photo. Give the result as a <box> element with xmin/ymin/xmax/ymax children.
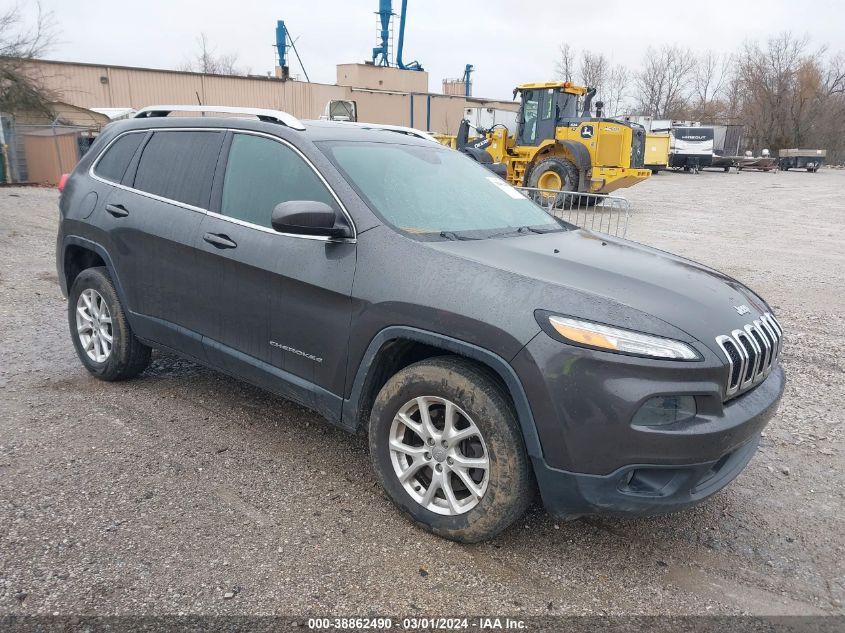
<box><xmin>56</xmin><ymin>106</ymin><xmax>786</xmax><ymax>542</ymax></box>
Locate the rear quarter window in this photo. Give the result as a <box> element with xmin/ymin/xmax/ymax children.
<box><xmin>93</xmin><ymin>133</ymin><xmax>145</xmax><ymax>183</ymax></box>
<box><xmin>132</xmin><ymin>131</ymin><xmax>224</xmax><ymax>208</ymax></box>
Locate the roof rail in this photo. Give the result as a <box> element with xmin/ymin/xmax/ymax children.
<box><xmin>133</xmin><ymin>105</ymin><xmax>305</xmax><ymax>131</ymax></box>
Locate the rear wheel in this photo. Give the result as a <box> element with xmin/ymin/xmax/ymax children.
<box><xmin>369</xmin><ymin>357</ymin><xmax>534</xmax><ymax>542</ymax></box>
<box><xmin>68</xmin><ymin>267</ymin><xmax>151</xmax><ymax>381</ymax></box>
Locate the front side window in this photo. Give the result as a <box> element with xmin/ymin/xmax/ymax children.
<box><xmin>94</xmin><ymin>132</ymin><xmax>145</xmax><ymax>183</ymax></box>
<box><xmin>319</xmin><ymin>141</ymin><xmax>564</xmax><ymax>239</ymax></box>
<box><xmin>541</xmin><ymin>89</ymin><xmax>554</xmax><ymax>120</ymax></box>
<box><xmin>133</xmin><ymin>131</ymin><xmax>223</xmax><ymax>208</ymax></box>
<box><xmin>221</xmin><ymin>134</ymin><xmax>335</xmax><ymax>229</ymax></box>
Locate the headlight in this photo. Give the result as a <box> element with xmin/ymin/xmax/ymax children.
<box><xmin>546</xmin><ymin>315</ymin><xmax>700</xmax><ymax>360</ymax></box>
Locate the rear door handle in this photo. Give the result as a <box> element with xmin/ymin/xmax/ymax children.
<box><xmin>105</xmin><ymin>203</ymin><xmax>129</xmax><ymax>218</ymax></box>
<box><xmin>203</xmin><ymin>232</ymin><xmax>237</xmax><ymax>249</ymax></box>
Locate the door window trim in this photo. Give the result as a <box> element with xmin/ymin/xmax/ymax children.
<box><xmin>90</xmin><ymin>128</ymin><xmax>218</xmax><ymax>214</ymax></box>
<box><xmin>88</xmin><ymin>127</ymin><xmax>357</xmax><ymax>243</ymax></box>
<box><xmin>210</xmin><ymin>129</ymin><xmax>356</xmax><ymax>242</ymax></box>
<box><xmin>90</xmin><ymin>129</ymin><xmax>148</xmax><ymax>187</ymax></box>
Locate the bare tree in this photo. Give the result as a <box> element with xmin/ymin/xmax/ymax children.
<box><xmin>634</xmin><ymin>45</ymin><xmax>696</xmax><ymax>118</ymax></box>
<box><xmin>603</xmin><ymin>64</ymin><xmax>629</xmax><ymax>117</ymax></box>
<box><xmin>578</xmin><ymin>50</ymin><xmax>608</xmax><ymax>90</ymax></box>
<box><xmin>0</xmin><ymin>2</ymin><xmax>57</xmax><ymax>115</ymax></box>
<box><xmin>554</xmin><ymin>43</ymin><xmax>574</xmax><ymax>82</ymax></box>
<box><xmin>179</xmin><ymin>33</ymin><xmax>244</xmax><ymax>75</ymax></box>
<box><xmin>690</xmin><ymin>51</ymin><xmax>731</xmax><ymax>120</ymax></box>
<box><xmin>818</xmin><ymin>53</ymin><xmax>845</xmax><ymax>161</ymax></box>
<box><xmin>734</xmin><ymin>33</ymin><xmax>824</xmax><ymax>150</ymax></box>
<box><xmin>824</xmin><ymin>52</ymin><xmax>845</xmax><ymax>96</ymax></box>
<box><xmin>721</xmin><ymin>63</ymin><xmax>743</xmax><ymax>121</ymax></box>
<box><xmin>554</xmin><ymin>45</ymin><xmax>629</xmax><ymax>115</ymax></box>
<box><xmin>579</xmin><ymin>52</ymin><xmax>630</xmax><ymax>116</ymax></box>
<box><xmin>551</xmin><ymin>34</ymin><xmax>845</xmax><ymax>161</ymax></box>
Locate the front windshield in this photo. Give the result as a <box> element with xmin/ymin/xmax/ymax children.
<box><xmin>318</xmin><ymin>141</ymin><xmax>565</xmax><ymax>239</ymax></box>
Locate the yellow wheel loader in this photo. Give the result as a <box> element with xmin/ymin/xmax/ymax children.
<box><xmin>450</xmin><ymin>82</ymin><xmax>651</xmax><ymax>196</ymax></box>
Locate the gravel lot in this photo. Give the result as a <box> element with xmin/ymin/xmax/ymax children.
<box><xmin>1</xmin><ymin>168</ymin><xmax>843</xmax><ymax>617</ymax></box>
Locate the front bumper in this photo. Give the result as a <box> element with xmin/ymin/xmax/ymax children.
<box><xmin>512</xmin><ymin>331</ymin><xmax>785</xmax><ymax>517</ymax></box>
<box><xmin>534</xmin><ymin>432</ymin><xmax>762</xmax><ymax>518</ymax></box>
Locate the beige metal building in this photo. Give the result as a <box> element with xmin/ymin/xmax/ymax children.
<box><xmin>21</xmin><ymin>59</ymin><xmax>517</xmax><ymax>135</ymax></box>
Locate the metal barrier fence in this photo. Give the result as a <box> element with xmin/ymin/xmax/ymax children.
<box><xmin>516</xmin><ymin>187</ymin><xmax>632</xmax><ymax>238</ymax></box>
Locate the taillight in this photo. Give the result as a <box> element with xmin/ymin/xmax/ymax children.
<box><xmin>58</xmin><ymin>173</ymin><xmax>69</xmax><ymax>192</ymax></box>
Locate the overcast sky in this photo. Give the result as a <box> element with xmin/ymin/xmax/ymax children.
<box><xmin>32</xmin><ymin>0</ymin><xmax>845</xmax><ymax>100</ymax></box>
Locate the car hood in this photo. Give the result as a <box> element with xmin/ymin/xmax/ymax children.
<box><xmin>429</xmin><ymin>229</ymin><xmax>771</xmax><ymax>352</ymax></box>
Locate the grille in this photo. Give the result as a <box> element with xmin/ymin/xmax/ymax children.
<box><xmin>715</xmin><ymin>312</ymin><xmax>783</xmax><ymax>399</ymax></box>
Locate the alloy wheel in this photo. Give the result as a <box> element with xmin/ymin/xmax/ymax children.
<box><xmin>389</xmin><ymin>396</ymin><xmax>490</xmax><ymax>516</ymax></box>
<box><xmin>76</xmin><ymin>288</ymin><xmax>113</xmax><ymax>363</ymax></box>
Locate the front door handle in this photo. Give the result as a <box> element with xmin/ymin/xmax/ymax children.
<box><xmin>203</xmin><ymin>232</ymin><xmax>237</xmax><ymax>249</ymax></box>
<box><xmin>105</xmin><ymin>203</ymin><xmax>129</xmax><ymax>218</ymax></box>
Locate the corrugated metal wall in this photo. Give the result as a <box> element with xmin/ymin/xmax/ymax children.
<box><xmin>22</xmin><ymin>59</ymin><xmax>517</xmax><ymax>135</ymax></box>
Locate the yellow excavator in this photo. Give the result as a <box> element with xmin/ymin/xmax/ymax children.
<box><xmin>447</xmin><ymin>81</ymin><xmax>651</xmax><ymax>195</ymax></box>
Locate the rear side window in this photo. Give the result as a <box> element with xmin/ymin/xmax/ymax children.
<box><xmin>133</xmin><ymin>131</ymin><xmax>223</xmax><ymax>208</ymax></box>
<box><xmin>221</xmin><ymin>133</ymin><xmax>335</xmax><ymax>229</ymax></box>
<box><xmin>94</xmin><ymin>133</ymin><xmax>145</xmax><ymax>183</ymax></box>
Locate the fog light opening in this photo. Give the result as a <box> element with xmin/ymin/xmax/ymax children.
<box><xmin>631</xmin><ymin>395</ymin><xmax>697</xmax><ymax>427</ymax></box>
<box><xmin>620</xmin><ymin>468</ymin><xmax>681</xmax><ymax>496</ymax></box>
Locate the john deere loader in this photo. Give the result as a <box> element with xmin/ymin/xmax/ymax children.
<box><xmin>451</xmin><ymin>82</ymin><xmax>650</xmax><ymax>195</ymax></box>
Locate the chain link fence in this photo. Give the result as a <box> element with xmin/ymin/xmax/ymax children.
<box><xmin>0</xmin><ymin>117</ymin><xmax>100</xmax><ymax>185</ymax></box>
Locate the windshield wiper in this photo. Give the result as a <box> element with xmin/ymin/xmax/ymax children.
<box><xmin>439</xmin><ymin>231</ymin><xmax>480</xmax><ymax>241</ymax></box>
<box><xmin>489</xmin><ymin>226</ymin><xmax>559</xmax><ymax>239</ymax></box>
<box><xmin>519</xmin><ymin>225</ymin><xmax>556</xmax><ymax>234</ymax></box>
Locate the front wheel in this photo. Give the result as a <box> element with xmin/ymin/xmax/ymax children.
<box><xmin>527</xmin><ymin>157</ymin><xmax>581</xmax><ymax>209</ymax></box>
<box><xmin>369</xmin><ymin>357</ymin><xmax>535</xmax><ymax>542</ymax></box>
<box><xmin>68</xmin><ymin>267</ymin><xmax>151</xmax><ymax>381</ymax></box>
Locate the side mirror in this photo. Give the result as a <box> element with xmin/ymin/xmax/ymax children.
<box><xmin>270</xmin><ymin>201</ymin><xmax>351</xmax><ymax>238</ymax></box>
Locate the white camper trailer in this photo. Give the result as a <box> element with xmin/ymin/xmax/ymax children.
<box><xmin>670</xmin><ymin>125</ymin><xmax>714</xmax><ymax>172</ymax></box>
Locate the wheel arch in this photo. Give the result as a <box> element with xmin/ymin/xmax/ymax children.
<box><xmin>343</xmin><ymin>326</ymin><xmax>543</xmax><ymax>458</ymax></box>
<box><xmin>61</xmin><ymin>236</ymin><xmax>129</xmax><ymax>310</ymax></box>
<box><xmin>526</xmin><ymin>141</ymin><xmax>592</xmax><ymax>191</ymax></box>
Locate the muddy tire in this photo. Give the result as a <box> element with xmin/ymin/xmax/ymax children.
<box><xmin>369</xmin><ymin>356</ymin><xmax>535</xmax><ymax>542</ymax></box>
<box><xmin>68</xmin><ymin>267</ymin><xmax>151</xmax><ymax>381</ymax></box>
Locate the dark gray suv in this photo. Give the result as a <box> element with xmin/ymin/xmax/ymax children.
<box><xmin>56</xmin><ymin>106</ymin><xmax>786</xmax><ymax>542</ymax></box>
